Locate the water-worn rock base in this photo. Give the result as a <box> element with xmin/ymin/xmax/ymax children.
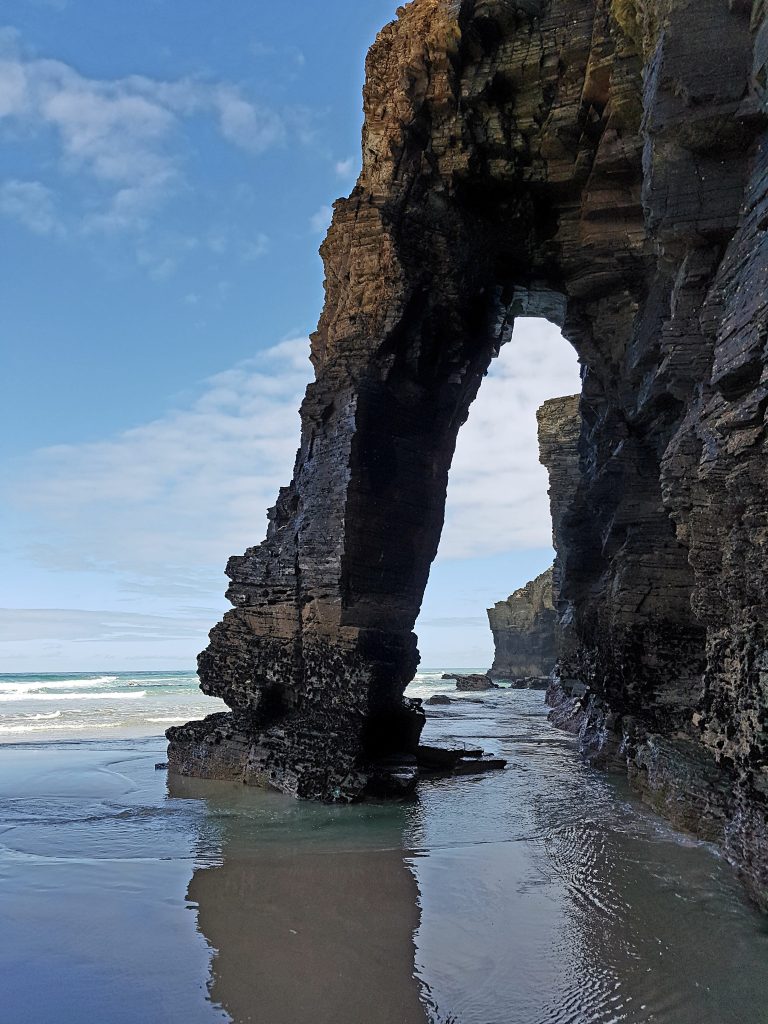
<box><xmin>545</xmin><ymin>679</ymin><xmax>768</xmax><ymax>910</ymax></box>
<box><xmin>171</xmin><ymin>0</ymin><xmax>768</xmax><ymax>905</ymax></box>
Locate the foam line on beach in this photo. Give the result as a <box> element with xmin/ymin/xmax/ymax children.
<box><xmin>0</xmin><ymin>676</ymin><xmax>118</xmax><ymax>693</ymax></box>
<box><xmin>0</xmin><ymin>691</ymin><xmax>147</xmax><ymax>703</ymax></box>
<box><xmin>0</xmin><ymin>721</ymin><xmax>123</xmax><ymax>734</ymax></box>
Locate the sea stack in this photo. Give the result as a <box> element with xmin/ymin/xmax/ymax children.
<box><xmin>487</xmin><ymin>395</ymin><xmax>581</xmax><ymax>684</ymax></box>
<box><xmin>488</xmin><ymin>569</ymin><xmax>557</xmax><ymax>682</ymax></box>
<box><xmin>168</xmin><ymin>0</ymin><xmax>768</xmax><ymax>909</ymax></box>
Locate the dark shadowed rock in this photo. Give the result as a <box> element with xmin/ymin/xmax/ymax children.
<box><xmin>444</xmin><ymin>673</ymin><xmax>499</xmax><ymax>691</ymax></box>
<box><xmin>417</xmin><ymin>744</ymin><xmax>506</xmax><ymax>775</ymax></box>
<box><xmin>167</xmin><ymin>0</ymin><xmax>768</xmax><ymax>907</ymax></box>
<box><xmin>508</xmin><ymin>677</ymin><xmax>551</xmax><ymax>691</ymax></box>
<box><xmin>425</xmin><ymin>694</ymin><xmax>452</xmax><ymax>705</ymax></box>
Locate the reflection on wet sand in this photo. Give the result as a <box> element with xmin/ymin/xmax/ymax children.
<box><xmin>168</xmin><ymin>690</ymin><xmax>768</xmax><ymax>1024</ymax></box>
<box><xmin>537</xmin><ymin>790</ymin><xmax>768</xmax><ymax>1024</ymax></box>
<box><xmin>407</xmin><ymin>693</ymin><xmax>768</xmax><ymax>1024</ymax></box>
<box><xmin>3</xmin><ymin>708</ymin><xmax>766</xmax><ymax>1024</ymax></box>
<box><xmin>169</xmin><ymin>775</ymin><xmax>428</xmax><ymax>1024</ymax></box>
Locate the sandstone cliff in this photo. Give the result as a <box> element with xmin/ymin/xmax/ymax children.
<box><xmin>488</xmin><ymin>569</ymin><xmax>557</xmax><ymax>679</ymax></box>
<box><xmin>168</xmin><ymin>0</ymin><xmax>768</xmax><ymax>906</ymax></box>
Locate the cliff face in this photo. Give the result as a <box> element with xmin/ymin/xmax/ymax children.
<box><xmin>169</xmin><ymin>0</ymin><xmax>768</xmax><ymax>900</ymax></box>
<box><xmin>486</xmin><ymin>394</ymin><xmax>581</xmax><ymax>683</ymax></box>
<box><xmin>488</xmin><ymin>568</ymin><xmax>557</xmax><ymax>680</ymax></box>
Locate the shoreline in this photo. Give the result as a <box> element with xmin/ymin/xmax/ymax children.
<box><xmin>2</xmin><ymin>690</ymin><xmax>768</xmax><ymax>1023</ymax></box>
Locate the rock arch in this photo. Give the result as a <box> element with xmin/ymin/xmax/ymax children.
<box><xmin>168</xmin><ymin>0</ymin><xmax>768</xmax><ymax>904</ymax></box>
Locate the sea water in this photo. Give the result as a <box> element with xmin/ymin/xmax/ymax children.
<box><xmin>0</xmin><ymin>671</ymin><xmax>227</xmax><ymax>738</ymax></box>
<box><xmin>0</xmin><ymin>668</ymin><xmax>472</xmax><ymax>740</ymax></box>
<box><xmin>1</xmin><ymin>675</ymin><xmax>767</xmax><ymax>1024</ymax></box>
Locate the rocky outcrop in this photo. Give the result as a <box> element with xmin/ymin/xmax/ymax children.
<box><xmin>170</xmin><ymin>0</ymin><xmax>768</xmax><ymax>904</ymax></box>
<box><xmin>537</xmin><ymin>395</ymin><xmax>582</xmax><ymax>644</ymax></box>
<box><xmin>487</xmin><ymin>395</ymin><xmax>581</xmax><ymax>682</ymax></box>
<box><xmin>443</xmin><ymin>672</ymin><xmax>499</xmax><ymax>690</ymax></box>
<box><xmin>417</xmin><ymin>744</ymin><xmax>507</xmax><ymax>774</ymax></box>
<box><xmin>488</xmin><ymin>569</ymin><xmax>558</xmax><ymax>679</ymax></box>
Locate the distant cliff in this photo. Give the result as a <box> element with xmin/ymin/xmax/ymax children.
<box><xmin>488</xmin><ymin>569</ymin><xmax>557</xmax><ymax>680</ymax></box>
<box><xmin>488</xmin><ymin>395</ymin><xmax>581</xmax><ymax>681</ymax></box>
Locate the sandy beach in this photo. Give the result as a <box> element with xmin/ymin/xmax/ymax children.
<box><xmin>2</xmin><ymin>687</ymin><xmax>768</xmax><ymax>1024</ymax></box>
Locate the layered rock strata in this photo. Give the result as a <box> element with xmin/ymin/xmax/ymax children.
<box><xmin>487</xmin><ymin>569</ymin><xmax>558</xmax><ymax>680</ymax></box>
<box><xmin>442</xmin><ymin>672</ymin><xmax>499</xmax><ymax>690</ymax></box>
<box><xmin>170</xmin><ymin>0</ymin><xmax>768</xmax><ymax>903</ymax></box>
<box><xmin>487</xmin><ymin>396</ymin><xmax>581</xmax><ymax>683</ymax></box>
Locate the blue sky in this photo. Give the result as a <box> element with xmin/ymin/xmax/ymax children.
<box><xmin>0</xmin><ymin>0</ymin><xmax>581</xmax><ymax>672</ymax></box>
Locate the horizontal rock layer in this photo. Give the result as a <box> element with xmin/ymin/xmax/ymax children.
<box><xmin>487</xmin><ymin>394</ymin><xmax>582</xmax><ymax>681</ymax></box>
<box><xmin>170</xmin><ymin>0</ymin><xmax>768</xmax><ymax>903</ymax></box>
<box><xmin>487</xmin><ymin>568</ymin><xmax>558</xmax><ymax>679</ymax></box>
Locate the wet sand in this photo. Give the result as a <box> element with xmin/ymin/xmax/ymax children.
<box><xmin>0</xmin><ymin>741</ymin><xmax>426</xmax><ymax>1024</ymax></box>
<box><xmin>189</xmin><ymin>841</ymin><xmax>426</xmax><ymax>1023</ymax></box>
<box><xmin>171</xmin><ymin>774</ymin><xmax>426</xmax><ymax>1024</ymax></box>
<box><xmin>2</xmin><ymin>692</ymin><xmax>768</xmax><ymax>1023</ymax></box>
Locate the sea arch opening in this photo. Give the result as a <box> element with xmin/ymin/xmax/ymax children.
<box><xmin>414</xmin><ymin>315</ymin><xmax>581</xmax><ymax>681</ymax></box>
<box><xmin>170</xmin><ymin>0</ymin><xmax>706</xmax><ymax>802</ymax></box>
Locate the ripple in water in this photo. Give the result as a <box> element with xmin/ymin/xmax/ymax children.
<box><xmin>408</xmin><ymin>687</ymin><xmax>768</xmax><ymax>1024</ymax></box>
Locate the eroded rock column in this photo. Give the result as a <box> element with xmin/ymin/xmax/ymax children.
<box><xmin>168</xmin><ymin>0</ymin><xmax>768</xmax><ymax>903</ymax></box>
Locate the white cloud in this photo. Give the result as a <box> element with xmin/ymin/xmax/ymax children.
<box><xmin>8</xmin><ymin>321</ymin><xmax>579</xmax><ymax>634</ymax></box>
<box><xmin>439</xmin><ymin>317</ymin><xmax>581</xmax><ymax>559</ymax></box>
<box><xmin>213</xmin><ymin>84</ymin><xmax>285</xmax><ymax>154</ymax></box>
<box><xmin>0</xmin><ymin>178</ymin><xmax>62</xmax><ymax>234</ymax></box>
<box><xmin>241</xmin><ymin>233</ymin><xmax>269</xmax><ymax>261</ymax></box>
<box><xmin>310</xmin><ymin>204</ymin><xmax>332</xmax><ymax>234</ymax></box>
<box><xmin>0</xmin><ymin>40</ymin><xmax>287</xmax><ymax>231</ymax></box>
<box><xmin>334</xmin><ymin>157</ymin><xmax>355</xmax><ymax>179</ymax></box>
<box><xmin>0</xmin><ymin>607</ymin><xmax>215</xmax><ymax>644</ymax></box>
<box><xmin>136</xmin><ymin>249</ymin><xmax>176</xmax><ymax>281</ymax></box>
<box><xmin>12</xmin><ymin>338</ymin><xmax>314</xmax><ymax>589</ymax></box>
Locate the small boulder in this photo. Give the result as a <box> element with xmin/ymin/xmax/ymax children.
<box><xmin>444</xmin><ymin>673</ymin><xmax>499</xmax><ymax>691</ymax></box>
<box><xmin>416</xmin><ymin>744</ymin><xmax>506</xmax><ymax>776</ymax></box>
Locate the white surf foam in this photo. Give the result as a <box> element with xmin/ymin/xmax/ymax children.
<box><xmin>0</xmin><ymin>691</ymin><xmax>146</xmax><ymax>703</ymax></box>
<box><xmin>0</xmin><ymin>721</ymin><xmax>123</xmax><ymax>734</ymax></box>
<box><xmin>0</xmin><ymin>676</ymin><xmax>118</xmax><ymax>694</ymax></box>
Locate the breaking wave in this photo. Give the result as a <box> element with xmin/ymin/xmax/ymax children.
<box><xmin>0</xmin><ymin>691</ymin><xmax>147</xmax><ymax>703</ymax></box>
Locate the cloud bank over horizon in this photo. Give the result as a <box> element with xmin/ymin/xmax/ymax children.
<box><xmin>2</xmin><ymin>318</ymin><xmax>580</xmax><ymax>670</ymax></box>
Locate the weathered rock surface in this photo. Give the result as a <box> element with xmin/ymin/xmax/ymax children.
<box><xmin>443</xmin><ymin>672</ymin><xmax>499</xmax><ymax>690</ymax></box>
<box><xmin>486</xmin><ymin>396</ymin><xmax>581</xmax><ymax>685</ymax></box>
<box><xmin>417</xmin><ymin>744</ymin><xmax>506</xmax><ymax>776</ymax></box>
<box><xmin>488</xmin><ymin>569</ymin><xmax>558</xmax><ymax>679</ymax></box>
<box><xmin>546</xmin><ymin>679</ymin><xmax>588</xmax><ymax>735</ymax></box>
<box><xmin>512</xmin><ymin>676</ymin><xmax>551</xmax><ymax>690</ymax></box>
<box><xmin>170</xmin><ymin>0</ymin><xmax>768</xmax><ymax>905</ymax></box>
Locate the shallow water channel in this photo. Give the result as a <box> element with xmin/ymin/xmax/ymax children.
<box><xmin>1</xmin><ymin>689</ymin><xmax>766</xmax><ymax>1024</ymax></box>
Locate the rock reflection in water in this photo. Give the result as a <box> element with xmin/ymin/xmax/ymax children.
<box><xmin>407</xmin><ymin>691</ymin><xmax>768</xmax><ymax>1024</ymax></box>
<box><xmin>169</xmin><ymin>774</ymin><xmax>428</xmax><ymax>1024</ymax></box>
<box><xmin>169</xmin><ymin>691</ymin><xmax>768</xmax><ymax>1024</ymax></box>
